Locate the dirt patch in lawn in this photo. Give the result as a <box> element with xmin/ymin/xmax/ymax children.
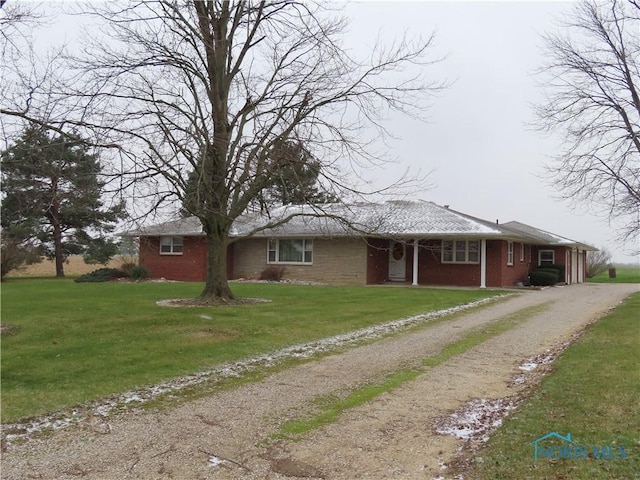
<box><xmin>156</xmin><ymin>297</ymin><xmax>271</xmax><ymax>307</ymax></box>
<box><xmin>1</xmin><ymin>283</ymin><xmax>636</xmax><ymax>480</ymax></box>
<box><xmin>0</xmin><ymin>324</ymin><xmax>21</xmax><ymax>337</ymax></box>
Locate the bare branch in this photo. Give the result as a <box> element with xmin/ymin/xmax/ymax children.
<box><xmin>2</xmin><ymin>0</ymin><xmax>445</xmax><ymax>299</ymax></box>
<box><xmin>535</xmin><ymin>0</ymin><xmax>640</xmax><ymax>243</ymax></box>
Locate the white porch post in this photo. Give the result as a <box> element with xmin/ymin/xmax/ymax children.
<box><xmin>480</xmin><ymin>239</ymin><xmax>487</xmax><ymax>288</ymax></box>
<box><xmin>412</xmin><ymin>239</ymin><xmax>419</xmax><ymax>286</ymax></box>
<box><xmin>577</xmin><ymin>249</ymin><xmax>584</xmax><ymax>283</ymax></box>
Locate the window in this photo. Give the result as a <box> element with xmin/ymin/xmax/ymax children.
<box><xmin>520</xmin><ymin>243</ymin><xmax>525</xmax><ymax>262</ymax></box>
<box><xmin>507</xmin><ymin>241</ymin><xmax>514</xmax><ymax>266</ymax></box>
<box><xmin>442</xmin><ymin>240</ymin><xmax>479</xmax><ymax>264</ymax></box>
<box><xmin>268</xmin><ymin>239</ymin><xmax>313</xmax><ymax>264</ymax></box>
<box><xmin>159</xmin><ymin>236</ymin><xmax>183</xmax><ymax>255</ymax></box>
<box><xmin>539</xmin><ymin>249</ymin><xmax>555</xmax><ymax>266</ymax></box>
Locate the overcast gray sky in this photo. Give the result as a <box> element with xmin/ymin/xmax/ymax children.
<box><xmin>344</xmin><ymin>0</ymin><xmax>638</xmax><ymax>264</ymax></box>
<box><xmin>15</xmin><ymin>0</ymin><xmax>640</xmax><ymax>263</ymax></box>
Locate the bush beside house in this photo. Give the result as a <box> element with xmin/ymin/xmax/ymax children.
<box><xmin>529</xmin><ymin>270</ymin><xmax>558</xmax><ymax>286</ymax></box>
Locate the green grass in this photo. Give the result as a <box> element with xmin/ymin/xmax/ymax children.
<box><xmin>270</xmin><ymin>303</ymin><xmax>548</xmax><ymax>443</ymax></box>
<box><xmin>471</xmin><ymin>293</ymin><xmax>640</xmax><ymax>480</ymax></box>
<box><xmin>587</xmin><ymin>264</ymin><xmax>640</xmax><ymax>283</ymax></box>
<box><xmin>0</xmin><ymin>278</ymin><xmax>502</xmax><ymax>423</ymax></box>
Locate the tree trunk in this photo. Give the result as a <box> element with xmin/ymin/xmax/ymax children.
<box><xmin>200</xmin><ymin>227</ymin><xmax>234</xmax><ymax>301</ymax></box>
<box><xmin>53</xmin><ymin>231</ymin><xmax>65</xmax><ymax>277</ymax></box>
<box><xmin>51</xmin><ymin>201</ymin><xmax>65</xmax><ymax>278</ymax></box>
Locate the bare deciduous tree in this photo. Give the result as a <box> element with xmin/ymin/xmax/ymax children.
<box><xmin>2</xmin><ymin>1</ymin><xmax>444</xmax><ymax>301</ymax></box>
<box><xmin>0</xmin><ymin>0</ymin><xmax>41</xmax><ymax>52</ymax></box>
<box><xmin>0</xmin><ymin>235</ymin><xmax>42</xmax><ymax>281</ymax></box>
<box><xmin>586</xmin><ymin>246</ymin><xmax>613</xmax><ymax>277</ymax></box>
<box><xmin>536</xmin><ymin>0</ymin><xmax>640</xmax><ymax>244</ymax></box>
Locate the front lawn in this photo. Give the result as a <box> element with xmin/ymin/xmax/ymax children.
<box><xmin>0</xmin><ymin>279</ymin><xmax>501</xmax><ymax>423</ymax></box>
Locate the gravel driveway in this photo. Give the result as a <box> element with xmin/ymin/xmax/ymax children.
<box><xmin>2</xmin><ymin>283</ymin><xmax>637</xmax><ymax>479</ymax></box>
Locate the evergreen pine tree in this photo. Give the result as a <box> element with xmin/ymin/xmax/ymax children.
<box><xmin>1</xmin><ymin>126</ymin><xmax>124</xmax><ymax>277</ymax></box>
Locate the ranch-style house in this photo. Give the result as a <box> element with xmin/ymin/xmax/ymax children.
<box><xmin>127</xmin><ymin>201</ymin><xmax>595</xmax><ymax>288</ymax></box>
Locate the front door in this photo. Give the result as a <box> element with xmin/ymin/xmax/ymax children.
<box><xmin>388</xmin><ymin>241</ymin><xmax>406</xmax><ymax>281</ymax></box>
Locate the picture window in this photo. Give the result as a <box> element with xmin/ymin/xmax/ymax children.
<box><xmin>442</xmin><ymin>240</ymin><xmax>479</xmax><ymax>264</ymax></box>
<box><xmin>268</xmin><ymin>239</ymin><xmax>313</xmax><ymax>264</ymax></box>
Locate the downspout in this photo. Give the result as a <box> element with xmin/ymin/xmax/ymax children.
<box><xmin>412</xmin><ymin>239</ymin><xmax>419</xmax><ymax>286</ymax></box>
<box><xmin>480</xmin><ymin>239</ymin><xmax>487</xmax><ymax>288</ymax></box>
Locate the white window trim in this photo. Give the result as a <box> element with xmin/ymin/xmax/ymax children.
<box><xmin>507</xmin><ymin>241</ymin><xmax>514</xmax><ymax>266</ymax></box>
<box><xmin>159</xmin><ymin>236</ymin><xmax>184</xmax><ymax>255</ymax></box>
<box><xmin>441</xmin><ymin>240</ymin><xmax>480</xmax><ymax>264</ymax></box>
<box><xmin>267</xmin><ymin>238</ymin><xmax>313</xmax><ymax>265</ymax></box>
<box><xmin>538</xmin><ymin>249</ymin><xmax>555</xmax><ymax>266</ymax></box>
<box><xmin>520</xmin><ymin>243</ymin><xmax>525</xmax><ymax>262</ymax></box>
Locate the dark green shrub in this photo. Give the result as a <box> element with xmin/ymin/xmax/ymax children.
<box><xmin>536</xmin><ymin>268</ymin><xmax>560</xmax><ymax>282</ymax></box>
<box><xmin>537</xmin><ymin>266</ymin><xmax>568</xmax><ymax>283</ymax></box>
<box><xmin>74</xmin><ymin>268</ymin><xmax>127</xmax><ymax>283</ymax></box>
<box><xmin>546</xmin><ymin>264</ymin><xmax>566</xmax><ymax>281</ymax></box>
<box><xmin>128</xmin><ymin>266</ymin><xmax>149</xmax><ymax>281</ymax></box>
<box><xmin>529</xmin><ymin>270</ymin><xmax>558</xmax><ymax>286</ymax></box>
<box><xmin>259</xmin><ymin>265</ymin><xmax>286</xmax><ymax>281</ymax></box>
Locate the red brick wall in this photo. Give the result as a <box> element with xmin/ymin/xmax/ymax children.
<box><xmin>530</xmin><ymin>245</ymin><xmax>565</xmax><ymax>267</ymax></box>
<box><xmin>485</xmin><ymin>240</ymin><xmax>502</xmax><ymax>287</ymax></box>
<box><xmin>491</xmin><ymin>240</ymin><xmax>532</xmax><ymax>287</ymax></box>
<box><xmin>140</xmin><ymin>236</ymin><xmax>233</xmax><ymax>282</ymax></box>
<box><xmin>365</xmin><ymin>239</ymin><xmax>483</xmax><ymax>287</ymax></box>
<box><xmin>413</xmin><ymin>240</ymin><xmax>481</xmax><ymax>286</ymax></box>
<box><xmin>365</xmin><ymin>239</ymin><xmax>529</xmax><ymax>287</ymax></box>
<box><xmin>139</xmin><ymin>234</ymin><xmax>574</xmax><ymax>287</ymax></box>
<box><xmin>366</xmin><ymin>238</ymin><xmax>389</xmax><ymax>284</ymax></box>
<box><xmin>530</xmin><ymin>245</ymin><xmax>572</xmax><ymax>283</ymax></box>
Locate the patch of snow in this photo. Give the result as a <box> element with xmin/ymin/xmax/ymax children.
<box><xmin>232</xmin><ymin>201</ymin><xmax>506</xmax><ymax>238</ymax></box>
<box><xmin>516</xmin><ymin>343</ymin><xmax>569</xmax><ymax>373</ymax></box>
<box><xmin>518</xmin><ymin>362</ymin><xmax>538</xmax><ymax>371</ymax></box>
<box><xmin>510</xmin><ymin>341</ymin><xmax>572</xmax><ymax>387</ymax></box>
<box><xmin>434</xmin><ymin>397</ymin><xmax>519</xmax><ymax>443</ymax></box>
<box><xmin>208</xmin><ymin>455</ymin><xmax>225</xmax><ymax>467</ymax></box>
<box><xmin>92</xmin><ymin>405</ymin><xmax>111</xmax><ymax>417</ymax></box>
<box><xmin>123</xmin><ymin>394</ymin><xmax>144</xmax><ymax>404</ymax></box>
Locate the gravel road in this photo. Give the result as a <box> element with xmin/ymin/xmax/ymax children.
<box><xmin>2</xmin><ymin>283</ymin><xmax>637</xmax><ymax>480</ymax></box>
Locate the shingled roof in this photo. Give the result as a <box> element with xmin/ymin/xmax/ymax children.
<box><xmin>500</xmin><ymin>221</ymin><xmax>596</xmax><ymax>249</ymax></box>
<box><xmin>231</xmin><ymin>201</ymin><xmax>506</xmax><ymax>237</ymax></box>
<box><xmin>127</xmin><ymin>216</ymin><xmax>205</xmax><ymax>236</ymax></box>
<box><xmin>126</xmin><ymin>200</ymin><xmax>595</xmax><ymax>249</ymax></box>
